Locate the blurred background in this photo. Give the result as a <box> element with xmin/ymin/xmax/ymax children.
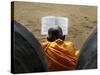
<box><xmin>13</xmin><ymin>1</ymin><xmax>97</xmax><ymax>49</ymax></box>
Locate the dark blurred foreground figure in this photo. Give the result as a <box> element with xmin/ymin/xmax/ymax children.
<box><xmin>42</xmin><ymin>26</ymin><xmax>79</xmax><ymax>71</ymax></box>
<box><xmin>76</xmin><ymin>30</ymin><xmax>97</xmax><ymax>69</ymax></box>
<box><xmin>11</xmin><ymin>21</ymin><xmax>48</xmax><ymax>74</ymax></box>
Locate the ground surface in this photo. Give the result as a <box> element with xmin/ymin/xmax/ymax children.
<box><xmin>13</xmin><ymin>1</ymin><xmax>97</xmax><ymax>49</ymax></box>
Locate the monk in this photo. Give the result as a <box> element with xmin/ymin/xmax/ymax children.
<box><xmin>42</xmin><ymin>26</ymin><xmax>79</xmax><ymax>71</ymax></box>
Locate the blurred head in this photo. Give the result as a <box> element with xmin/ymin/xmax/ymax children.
<box><xmin>47</xmin><ymin>26</ymin><xmax>65</xmax><ymax>42</ymax></box>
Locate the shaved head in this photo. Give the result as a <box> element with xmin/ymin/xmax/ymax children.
<box><xmin>47</xmin><ymin>26</ymin><xmax>65</xmax><ymax>42</ymax></box>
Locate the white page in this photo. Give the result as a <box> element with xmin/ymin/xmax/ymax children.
<box><xmin>56</xmin><ymin>17</ymin><xmax>68</xmax><ymax>35</ymax></box>
<box><xmin>41</xmin><ymin>16</ymin><xmax>56</xmax><ymax>35</ymax></box>
<box><xmin>41</xmin><ymin>16</ymin><xmax>68</xmax><ymax>35</ymax></box>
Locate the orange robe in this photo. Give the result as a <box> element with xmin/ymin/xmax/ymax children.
<box><xmin>42</xmin><ymin>39</ymin><xmax>79</xmax><ymax>71</ymax></box>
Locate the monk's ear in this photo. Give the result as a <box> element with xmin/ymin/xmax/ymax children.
<box><xmin>47</xmin><ymin>37</ymin><xmax>49</xmax><ymax>41</ymax></box>
<box><xmin>47</xmin><ymin>37</ymin><xmax>51</xmax><ymax>42</ymax></box>
<box><xmin>62</xmin><ymin>35</ymin><xmax>65</xmax><ymax>41</ymax></box>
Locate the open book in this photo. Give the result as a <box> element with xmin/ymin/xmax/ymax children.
<box><xmin>41</xmin><ymin>16</ymin><xmax>68</xmax><ymax>35</ymax></box>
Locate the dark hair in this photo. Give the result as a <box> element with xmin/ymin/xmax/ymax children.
<box><xmin>47</xmin><ymin>26</ymin><xmax>65</xmax><ymax>42</ymax></box>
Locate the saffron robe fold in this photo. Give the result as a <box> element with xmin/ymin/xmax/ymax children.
<box><xmin>42</xmin><ymin>39</ymin><xmax>79</xmax><ymax>71</ymax></box>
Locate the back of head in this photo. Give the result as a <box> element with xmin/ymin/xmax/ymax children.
<box><xmin>47</xmin><ymin>26</ymin><xmax>65</xmax><ymax>42</ymax></box>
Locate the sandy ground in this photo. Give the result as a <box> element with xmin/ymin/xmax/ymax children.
<box><xmin>13</xmin><ymin>1</ymin><xmax>97</xmax><ymax>49</ymax></box>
